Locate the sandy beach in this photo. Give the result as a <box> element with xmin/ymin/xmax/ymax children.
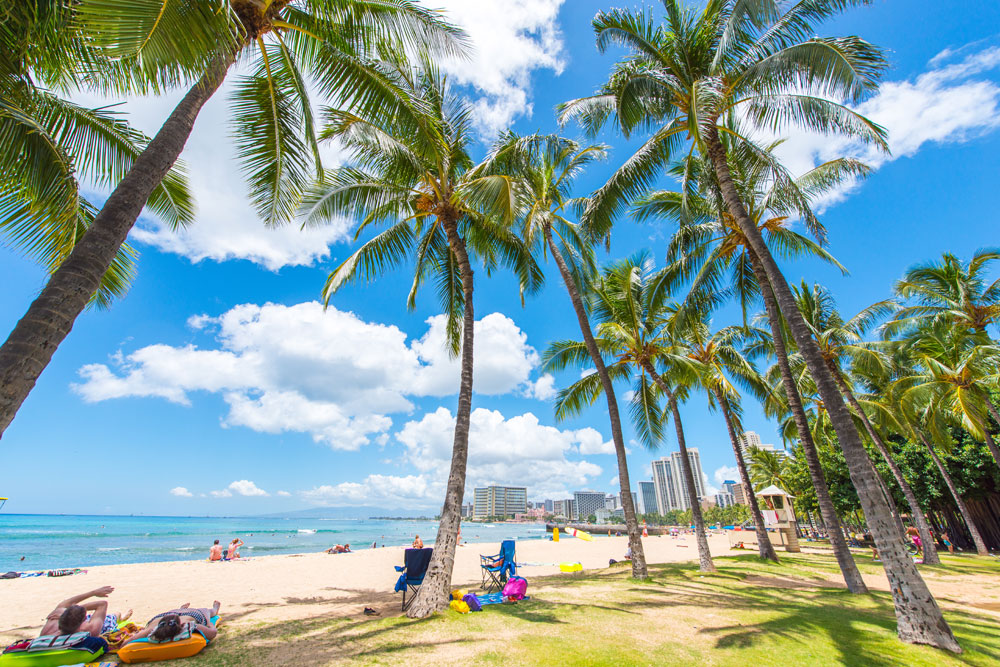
<box><xmin>1</xmin><ymin>532</ymin><xmax>741</xmax><ymax>640</ymax></box>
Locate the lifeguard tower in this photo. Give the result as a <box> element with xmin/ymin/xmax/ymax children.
<box><xmin>757</xmin><ymin>485</ymin><xmax>800</xmax><ymax>552</ymax></box>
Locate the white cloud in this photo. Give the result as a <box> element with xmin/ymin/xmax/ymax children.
<box><xmin>523</xmin><ymin>373</ymin><xmax>557</xmax><ymax>401</ymax></box>
<box><xmin>73</xmin><ymin>303</ymin><xmax>540</xmax><ymax>450</ymax></box>
<box><xmin>276</xmin><ymin>490</ymin><xmax>291</xmax><ymax>497</ymax></box>
<box><xmin>576</xmin><ymin>428</ymin><xmax>617</xmax><ymax>455</ymax></box>
<box><xmin>169</xmin><ymin>486</ymin><xmax>193</xmax><ymax>498</ymax></box>
<box><xmin>428</xmin><ymin>0</ymin><xmax>566</xmax><ymax>135</ymax></box>
<box><xmin>210</xmin><ymin>489</ymin><xmax>232</xmax><ymax>498</ymax></box>
<box><xmin>228</xmin><ymin>479</ymin><xmax>270</xmax><ymax>497</ymax></box>
<box><xmin>713</xmin><ymin>466</ymin><xmax>740</xmax><ymax>488</ymax></box>
<box><xmin>770</xmin><ymin>44</ymin><xmax>1000</xmax><ymax>208</ymax></box>
<box><xmin>74</xmin><ymin>80</ymin><xmax>350</xmax><ymax>271</ymax></box>
<box><xmin>302</xmin><ymin>474</ymin><xmax>437</xmax><ymax>507</ymax></box>
<box><xmin>397</xmin><ymin>407</ymin><xmax>603</xmax><ymax>500</ymax></box>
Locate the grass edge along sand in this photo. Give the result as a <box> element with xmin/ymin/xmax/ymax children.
<box><xmin>179</xmin><ymin>552</ymin><xmax>1000</xmax><ymax>666</ymax></box>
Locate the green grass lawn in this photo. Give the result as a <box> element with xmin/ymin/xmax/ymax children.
<box><xmin>185</xmin><ymin>552</ymin><xmax>1000</xmax><ymax>666</ymax></box>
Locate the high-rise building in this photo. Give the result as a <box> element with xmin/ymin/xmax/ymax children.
<box><xmin>573</xmin><ymin>491</ymin><xmax>606</xmax><ymax>520</ymax></box>
<box><xmin>552</xmin><ymin>498</ymin><xmax>575</xmax><ymax>519</ymax></box>
<box><xmin>472</xmin><ymin>486</ymin><xmax>527</xmax><ymax>518</ymax></box>
<box><xmin>543</xmin><ymin>499</ymin><xmax>554</xmax><ymax>513</ymax></box>
<box><xmin>714</xmin><ymin>491</ymin><xmax>735</xmax><ymax>508</ymax></box>
<box><xmin>738</xmin><ymin>431</ymin><xmax>787</xmax><ymax>459</ymax></box>
<box><xmin>651</xmin><ymin>449</ymin><xmax>707</xmax><ymax>512</ymax></box>
<box><xmin>638</xmin><ymin>481</ymin><xmax>659</xmax><ymax>515</ymax></box>
<box><xmin>719</xmin><ymin>479</ymin><xmax>747</xmax><ymax>505</ymax></box>
<box><xmin>605</xmin><ymin>494</ymin><xmax>619</xmax><ymax>511</ymax></box>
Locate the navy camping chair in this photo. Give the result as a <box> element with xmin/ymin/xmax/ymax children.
<box><xmin>480</xmin><ymin>539</ymin><xmax>516</xmax><ymax>592</ymax></box>
<box><xmin>395</xmin><ymin>547</ymin><xmax>433</xmax><ymax>611</ymax></box>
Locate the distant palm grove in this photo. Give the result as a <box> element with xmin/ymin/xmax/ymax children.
<box><xmin>3</xmin><ymin>0</ymin><xmax>1000</xmax><ymax>653</ymax></box>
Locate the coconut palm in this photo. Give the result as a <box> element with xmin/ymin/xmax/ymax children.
<box><xmin>888</xmin><ymin>249</ymin><xmax>1000</xmax><ymax>337</ymax></box>
<box><xmin>543</xmin><ymin>254</ymin><xmax>716</xmax><ymax>573</ymax></box>
<box><xmin>0</xmin><ymin>0</ymin><xmax>464</xmax><ymax>437</ymax></box>
<box><xmin>484</xmin><ymin>133</ymin><xmax>649</xmax><ymax>578</ymax></box>
<box><xmin>674</xmin><ymin>314</ymin><xmax>779</xmax><ymax>561</ymax></box>
<box><xmin>880</xmin><ymin>375</ymin><xmax>990</xmax><ymax>556</ymax></box>
<box><xmin>894</xmin><ymin>322</ymin><xmax>1000</xmax><ymax>471</ymax></box>
<box><xmin>301</xmin><ymin>63</ymin><xmax>541</xmax><ymax>617</ymax></box>
<box><xmin>1</xmin><ymin>1</ymin><xmax>192</xmax><ymax>308</ymax></box>
<box><xmin>792</xmin><ymin>281</ymin><xmax>940</xmax><ymax>564</ymax></box>
<box><xmin>636</xmin><ymin>139</ymin><xmax>868</xmax><ymax>590</ymax></box>
<box><xmin>561</xmin><ymin>1</ymin><xmax>957</xmax><ymax>648</ymax></box>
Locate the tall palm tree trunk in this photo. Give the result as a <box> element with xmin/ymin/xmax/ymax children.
<box><xmin>544</xmin><ymin>228</ymin><xmax>647</xmax><ymax>579</ymax></box>
<box><xmin>829</xmin><ymin>368</ymin><xmax>939</xmax><ymax>565</ymax></box>
<box><xmin>980</xmin><ymin>402</ymin><xmax>1000</xmax><ymax>467</ymax></box>
<box><xmin>705</xmin><ymin>126</ymin><xmax>960</xmax><ymax>652</ymax></box>
<box><xmin>747</xmin><ymin>253</ymin><xmax>866</xmax><ymax>591</ymax></box>
<box><xmin>0</xmin><ymin>57</ymin><xmax>233</xmax><ymax>438</ymax></box>
<box><xmin>641</xmin><ymin>362</ymin><xmax>715</xmax><ymax>572</ymax></box>
<box><xmin>407</xmin><ymin>217</ymin><xmax>475</xmax><ymax>618</ymax></box>
<box><xmin>917</xmin><ymin>431</ymin><xmax>988</xmax><ymax>555</ymax></box>
<box><xmin>713</xmin><ymin>390</ymin><xmax>779</xmax><ymax>562</ymax></box>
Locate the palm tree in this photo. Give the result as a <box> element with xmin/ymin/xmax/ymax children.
<box><xmin>793</xmin><ymin>282</ymin><xmax>940</xmax><ymax>565</ymax></box>
<box><xmin>894</xmin><ymin>323</ymin><xmax>1000</xmax><ymax>470</ymax></box>
<box><xmin>301</xmin><ymin>64</ymin><xmax>541</xmax><ymax>617</ymax></box>
<box><xmin>881</xmin><ymin>378</ymin><xmax>990</xmax><ymax>556</ymax></box>
<box><xmin>889</xmin><ymin>249</ymin><xmax>1000</xmax><ymax>336</ymax></box>
<box><xmin>485</xmin><ymin>133</ymin><xmax>649</xmax><ymax>579</ymax></box>
<box><xmin>675</xmin><ymin>315</ymin><xmax>779</xmax><ymax>562</ymax></box>
<box><xmin>543</xmin><ymin>254</ymin><xmax>716</xmax><ymax>573</ymax></box>
<box><xmin>1</xmin><ymin>1</ymin><xmax>192</xmax><ymax>308</ymax></box>
<box><xmin>561</xmin><ymin>2</ymin><xmax>959</xmax><ymax>649</ymax></box>
<box><xmin>636</xmin><ymin>140</ymin><xmax>868</xmax><ymax>591</ymax></box>
<box><xmin>0</xmin><ymin>0</ymin><xmax>464</xmax><ymax>437</ymax></box>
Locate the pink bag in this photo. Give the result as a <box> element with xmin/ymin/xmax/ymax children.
<box><xmin>501</xmin><ymin>576</ymin><xmax>528</xmax><ymax>600</ymax></box>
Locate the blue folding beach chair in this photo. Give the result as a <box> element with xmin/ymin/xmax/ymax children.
<box><xmin>480</xmin><ymin>539</ymin><xmax>516</xmax><ymax>593</ymax></box>
<box><xmin>395</xmin><ymin>547</ymin><xmax>433</xmax><ymax>611</ymax></box>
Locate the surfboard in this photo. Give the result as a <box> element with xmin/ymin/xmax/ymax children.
<box><xmin>567</xmin><ymin>527</ymin><xmax>593</xmax><ymax>542</ymax></box>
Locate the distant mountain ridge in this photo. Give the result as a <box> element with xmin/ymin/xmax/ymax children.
<box><xmin>254</xmin><ymin>506</ymin><xmax>430</xmax><ymax>520</ymax></box>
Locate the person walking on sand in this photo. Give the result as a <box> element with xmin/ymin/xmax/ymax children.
<box><xmin>40</xmin><ymin>586</ymin><xmax>132</xmax><ymax>638</ymax></box>
<box><xmin>209</xmin><ymin>540</ymin><xmax>223</xmax><ymax>561</ymax></box>
<box><xmin>412</xmin><ymin>535</ymin><xmax>423</xmax><ymax>549</ymax></box>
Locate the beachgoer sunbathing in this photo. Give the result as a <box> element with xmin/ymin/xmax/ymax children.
<box><xmin>326</xmin><ymin>544</ymin><xmax>351</xmax><ymax>554</ymax></box>
<box><xmin>226</xmin><ymin>538</ymin><xmax>244</xmax><ymax>559</ymax></box>
<box><xmin>412</xmin><ymin>535</ymin><xmax>423</xmax><ymax>549</ymax></box>
<box><xmin>40</xmin><ymin>586</ymin><xmax>132</xmax><ymax>638</ymax></box>
<box><xmin>209</xmin><ymin>540</ymin><xmax>223</xmax><ymax>561</ymax></box>
<box><xmin>125</xmin><ymin>602</ymin><xmax>221</xmax><ymax>645</ymax></box>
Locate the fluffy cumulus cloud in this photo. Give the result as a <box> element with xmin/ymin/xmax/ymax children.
<box><xmin>395</xmin><ymin>407</ymin><xmax>604</xmax><ymax>501</ymax></box>
<box><xmin>523</xmin><ymin>373</ymin><xmax>557</xmax><ymax>401</ymax></box>
<box><xmin>713</xmin><ymin>466</ymin><xmax>740</xmax><ymax>489</ymax></box>
<box><xmin>208</xmin><ymin>480</ymin><xmax>270</xmax><ymax>498</ymax></box>
<box><xmin>770</xmin><ymin>44</ymin><xmax>1000</xmax><ymax>208</ymax></box>
<box><xmin>169</xmin><ymin>486</ymin><xmax>193</xmax><ymax>498</ymax></box>
<box><xmin>426</xmin><ymin>0</ymin><xmax>566</xmax><ymax>134</ymax></box>
<box><xmin>73</xmin><ymin>302</ymin><xmax>547</xmax><ymax>450</ymax></box>
<box><xmin>302</xmin><ymin>474</ymin><xmax>438</xmax><ymax>507</ymax></box>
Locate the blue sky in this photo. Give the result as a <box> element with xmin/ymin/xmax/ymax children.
<box><xmin>2</xmin><ymin>1</ymin><xmax>1000</xmax><ymax>516</ymax></box>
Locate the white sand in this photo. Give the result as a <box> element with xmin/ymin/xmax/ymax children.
<box><xmin>0</xmin><ymin>532</ymin><xmax>742</xmax><ymax>639</ymax></box>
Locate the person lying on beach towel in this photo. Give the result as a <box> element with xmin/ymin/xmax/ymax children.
<box><xmin>39</xmin><ymin>585</ymin><xmax>132</xmax><ymax>638</ymax></box>
<box><xmin>326</xmin><ymin>544</ymin><xmax>351</xmax><ymax>554</ymax></box>
<box><xmin>124</xmin><ymin>602</ymin><xmax>221</xmax><ymax>645</ymax></box>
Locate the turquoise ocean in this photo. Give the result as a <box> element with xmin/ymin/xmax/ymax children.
<box><xmin>0</xmin><ymin>514</ymin><xmax>551</xmax><ymax>571</ymax></box>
